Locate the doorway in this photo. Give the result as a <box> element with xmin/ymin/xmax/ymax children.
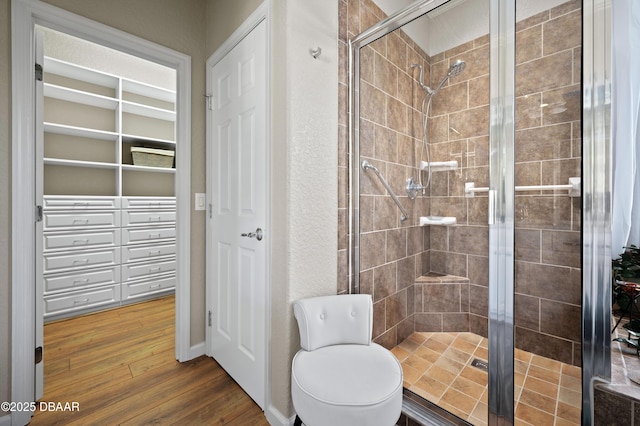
<box><xmin>11</xmin><ymin>2</ymin><xmax>192</xmax><ymax>422</ymax></box>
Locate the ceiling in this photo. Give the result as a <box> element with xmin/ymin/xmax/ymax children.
<box><xmin>372</xmin><ymin>0</ymin><xmax>568</xmax><ymax>56</ymax></box>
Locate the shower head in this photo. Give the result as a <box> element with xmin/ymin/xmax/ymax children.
<box><xmin>432</xmin><ymin>59</ymin><xmax>466</xmax><ymax>94</ymax></box>
<box><xmin>447</xmin><ymin>59</ymin><xmax>466</xmax><ymax>77</ymax></box>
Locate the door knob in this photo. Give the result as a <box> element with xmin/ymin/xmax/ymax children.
<box><xmin>241</xmin><ymin>227</ymin><xmax>263</xmax><ymax>241</ymax></box>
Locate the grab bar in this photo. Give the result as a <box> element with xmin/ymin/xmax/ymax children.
<box><xmin>465</xmin><ymin>177</ymin><xmax>581</xmax><ymax>198</ymax></box>
<box><xmin>361</xmin><ymin>160</ymin><xmax>408</xmax><ymax>222</ymax></box>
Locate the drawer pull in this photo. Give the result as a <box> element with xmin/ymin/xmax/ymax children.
<box><xmin>72</xmin><ymin>258</ymin><xmax>90</xmax><ymax>264</ymax></box>
<box><xmin>73</xmin><ymin>298</ymin><xmax>90</xmax><ymax>305</ymax></box>
<box><xmin>148</xmin><ymin>216</ymin><xmax>162</xmax><ymax>221</ymax></box>
<box><xmin>72</xmin><ymin>219</ymin><xmax>89</xmax><ymax>224</ymax></box>
<box><xmin>72</xmin><ymin>278</ymin><xmax>90</xmax><ymax>285</ymax></box>
<box><xmin>149</xmin><ymin>250</ymin><xmax>161</xmax><ymax>256</ymax></box>
<box><xmin>149</xmin><ymin>284</ymin><xmax>161</xmax><ymax>289</ymax></box>
<box><xmin>148</xmin><ymin>233</ymin><xmax>161</xmax><ymax>239</ymax></box>
<box><xmin>73</xmin><ymin>202</ymin><xmax>89</xmax><ymax>206</ymax></box>
<box><xmin>72</xmin><ymin>239</ymin><xmax>90</xmax><ymax>245</ymax></box>
<box><xmin>149</xmin><ymin>267</ymin><xmax>162</xmax><ymax>273</ymax></box>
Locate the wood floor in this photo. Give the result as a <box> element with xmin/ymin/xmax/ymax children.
<box><xmin>30</xmin><ymin>295</ymin><xmax>269</xmax><ymax>425</ymax></box>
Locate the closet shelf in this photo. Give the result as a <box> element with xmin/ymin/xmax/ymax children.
<box><xmin>122</xmin><ymin>164</ymin><xmax>176</xmax><ymax>174</ymax></box>
<box><xmin>44</xmin><ymin>122</ymin><xmax>118</xmax><ymax>141</ymax></box>
<box><xmin>122</xmin><ymin>134</ymin><xmax>175</xmax><ymax>146</ymax></box>
<box><xmin>44</xmin><ymin>83</ymin><xmax>119</xmax><ymax>110</ymax></box>
<box><xmin>122</xmin><ymin>100</ymin><xmax>176</xmax><ymax>121</ymax></box>
<box><xmin>44</xmin><ymin>158</ymin><xmax>118</xmax><ymax>169</ymax></box>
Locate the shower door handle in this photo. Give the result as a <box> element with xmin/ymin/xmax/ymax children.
<box><xmin>241</xmin><ymin>227</ymin><xmax>263</xmax><ymax>241</ymax></box>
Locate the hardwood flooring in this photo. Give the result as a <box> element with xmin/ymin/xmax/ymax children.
<box><xmin>30</xmin><ymin>295</ymin><xmax>269</xmax><ymax>425</ymax></box>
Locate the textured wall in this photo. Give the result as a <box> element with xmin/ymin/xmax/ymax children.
<box><xmin>270</xmin><ymin>0</ymin><xmax>339</xmax><ymax>418</ymax></box>
<box><xmin>340</xmin><ymin>0</ymin><xmax>582</xmax><ymax>366</ymax></box>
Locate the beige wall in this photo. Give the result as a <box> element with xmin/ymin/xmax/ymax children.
<box><xmin>2</xmin><ymin>0</ymin><xmax>338</xmax><ymax>421</ymax></box>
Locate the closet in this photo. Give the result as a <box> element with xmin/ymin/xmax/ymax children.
<box><xmin>39</xmin><ymin>29</ymin><xmax>177</xmax><ymax>321</ymax></box>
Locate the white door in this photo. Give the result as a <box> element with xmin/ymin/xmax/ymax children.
<box><xmin>34</xmin><ymin>27</ymin><xmax>45</xmax><ymax>401</ymax></box>
<box><xmin>206</xmin><ymin>19</ymin><xmax>267</xmax><ymax>409</ymax></box>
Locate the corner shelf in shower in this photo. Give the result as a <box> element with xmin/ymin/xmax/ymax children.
<box><xmin>420</xmin><ymin>216</ymin><xmax>457</xmax><ymax>226</ymax></box>
<box><xmin>419</xmin><ymin>160</ymin><xmax>458</xmax><ymax>172</ymax></box>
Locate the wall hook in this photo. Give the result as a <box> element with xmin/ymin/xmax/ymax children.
<box><xmin>310</xmin><ymin>47</ymin><xmax>322</xmax><ymax>59</ymax></box>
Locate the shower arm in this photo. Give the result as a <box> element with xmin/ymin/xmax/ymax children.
<box><xmin>361</xmin><ymin>160</ymin><xmax>408</xmax><ymax>222</ymax></box>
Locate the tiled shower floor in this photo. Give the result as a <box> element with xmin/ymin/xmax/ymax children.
<box><xmin>392</xmin><ymin>332</ymin><xmax>581</xmax><ymax>425</ymax></box>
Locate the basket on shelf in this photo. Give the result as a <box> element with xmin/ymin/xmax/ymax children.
<box><xmin>131</xmin><ymin>147</ymin><xmax>175</xmax><ymax>168</ymax></box>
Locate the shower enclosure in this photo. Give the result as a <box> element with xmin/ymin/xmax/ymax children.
<box><xmin>345</xmin><ymin>0</ymin><xmax>611</xmax><ymax>424</ymax></box>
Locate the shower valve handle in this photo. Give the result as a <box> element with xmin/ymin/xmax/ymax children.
<box><xmin>241</xmin><ymin>228</ymin><xmax>263</xmax><ymax>241</ymax></box>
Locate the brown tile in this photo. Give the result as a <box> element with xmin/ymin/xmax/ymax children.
<box><xmin>373</xmin><ymin>197</ymin><xmax>398</xmax><ymax>230</ymax></box>
<box><xmin>515</xmin><ymin>348</ymin><xmax>532</xmax><ymax>363</ymax></box>
<box><xmin>543</xmin><ymin>10</ymin><xmax>581</xmax><ymax>56</ymax></box>
<box><xmin>562</xmin><ymin>363</ymin><xmax>581</xmax><ymax>378</ymax></box>
<box><xmin>373</xmin><ymin>262</ymin><xmax>396</xmax><ymax>302</ymax></box>
<box><xmin>451</xmin><ymin>335</ymin><xmax>478</xmax><ymax>354</ymax></box>
<box><xmin>414</xmin><ymin>345</ymin><xmax>441</xmax><ymax>364</ymax></box>
<box><xmin>516</xmin><ymin>24</ymin><xmax>542</xmax><ymax>64</ymax></box>
<box><xmin>386</xmin><ymin>96</ymin><xmax>409</xmax><ymax>135</ymax></box>
<box><xmin>401</xmin><ymin>363</ymin><xmax>422</xmax><ymax>387</ymax></box>
<box><xmin>360</xmin><ymin>231</ymin><xmax>385</xmax><ymax>270</ymax></box>
<box><xmin>451</xmin><ymin>375</ymin><xmax>485</xmax><ymax>399</ymax></box>
<box><xmin>450</xmin><ymin>226</ymin><xmax>488</xmax><ymax>256</ymax></box>
<box><xmin>528</xmin><ymin>364</ymin><xmax>561</xmax><ymax>385</ymax></box>
<box><xmin>404</xmin><ymin>353</ymin><xmax>433</xmax><ymax>375</ymax></box>
<box><xmin>515</xmin><ymin>262</ymin><xmax>579</xmax><ymax>304</ymax></box>
<box><xmin>515</xmin><ymin>122</ymin><xmax>572</xmax><ymax>162</ymax></box>
<box><xmin>373</xmin><ymin>299</ymin><xmax>386</xmax><ymax>338</ymax></box>
<box><xmin>460</xmin><ymin>365</ymin><xmax>488</xmax><ymax>387</ymax></box>
<box><xmin>385</xmin><ymin>228</ymin><xmax>407</xmax><ymax>262</ymax></box>
<box><xmin>519</xmin><ymin>388</ymin><xmax>557</xmax><ymax>414</ymax></box>
<box><xmin>386</xmin><ymin>289</ymin><xmax>408</xmax><ymax>328</ymax></box>
<box><xmin>391</xmin><ymin>345</ymin><xmax>410</xmax><ymax>361</ymax></box>
<box><xmin>442</xmin><ymin>313</ymin><xmax>469</xmax><ymax>333</ymax></box>
<box><xmin>434</xmin><ymin>356</ymin><xmax>465</xmax><ymax>376</ymax></box>
<box><xmin>542</xmin><ymin>84</ymin><xmax>581</xmax><ymax>125</ymax></box>
<box><xmin>448</xmin><ymin>105</ymin><xmax>490</xmax><ymax>139</ymax></box>
<box><xmin>423</xmin><ymin>284</ymin><xmax>462</xmax><ymax>312</ymax></box>
<box><xmin>473</xmin><ymin>346</ymin><xmax>488</xmax><ymax>362</ymax></box>
<box><xmin>541</xmin><ymin>229</ymin><xmax>581</xmax><ymax>268</ymax></box>
<box><xmin>516</xmin><ymin>93</ymin><xmax>542</xmax><ymax>130</ymax></box>
<box><xmin>440</xmin><ymin>388</ymin><xmax>478</xmax><ymax>416</ymax></box>
<box><xmin>360</xmin><ymin>81</ymin><xmax>386</xmax><ymax>125</ymax></box>
<box><xmin>470</xmin><ymin>402</ymin><xmax>488</xmax><ymax>425</ymax></box>
<box><xmin>423</xmin><ymin>336</ymin><xmax>449</xmax><ymax>353</ymax></box>
<box><xmin>516</xmin><ymin>10</ymin><xmax>549</xmax><ymax>33</ymax></box>
<box><xmin>539</xmin><ymin>300</ymin><xmax>581</xmax><ymax>342</ymax></box>
<box><xmin>443</xmin><ymin>347</ymin><xmax>472</xmax><ymax>365</ymax></box>
<box><xmin>431</xmin><ymin>81</ymin><xmax>469</xmax><ymax>116</ymax></box>
<box><xmin>469</xmin><ymin>75</ymin><xmax>489</xmax><ymax>108</ymax></box>
<box><xmin>374</xmin><ymin>51</ymin><xmax>398</xmax><ymax>97</ymax></box>
<box><xmin>557</xmin><ymin>401</ymin><xmax>581</xmax><ymax>423</ymax></box>
<box><xmin>560</xmin><ymin>373</ymin><xmax>581</xmax><ymax>392</ymax></box>
<box><xmin>414</xmin><ymin>313</ymin><xmax>443</xmax><ymax>332</ymax></box>
<box><xmin>515</xmin><ymin>402</ymin><xmax>555</xmax><ymax>426</ymax></box>
<box><xmin>530</xmin><ymin>354</ymin><xmax>562</xmax><ymax>372</ymax></box>
<box><xmin>426</xmin><ymin>364</ymin><xmax>457</xmax><ymax>386</ymax></box>
<box><xmin>558</xmin><ymin>386</ymin><xmax>581</xmax><ymax>408</ymax></box>
<box><xmin>413</xmin><ymin>374</ymin><xmax>447</xmax><ymax>400</ymax></box>
<box><xmin>516</xmin><ymin>50</ymin><xmax>573</xmax><ymax>97</ymax></box>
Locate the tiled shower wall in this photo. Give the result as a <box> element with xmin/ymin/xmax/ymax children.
<box><xmin>338</xmin><ymin>0</ymin><xmax>582</xmax><ymax>366</ymax></box>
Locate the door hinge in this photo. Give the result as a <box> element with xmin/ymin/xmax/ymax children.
<box><xmin>208</xmin><ymin>310</ymin><xmax>212</xmax><ymax>327</ymax></box>
<box><xmin>35</xmin><ymin>63</ymin><xmax>43</xmax><ymax>81</ymax></box>
<box><xmin>208</xmin><ymin>203</ymin><xmax>212</xmax><ymax>219</ymax></box>
<box><xmin>205</xmin><ymin>94</ymin><xmax>213</xmax><ymax>111</ymax></box>
<box><xmin>35</xmin><ymin>346</ymin><xmax>43</xmax><ymax>364</ymax></box>
<box><xmin>35</xmin><ymin>205</ymin><xmax>43</xmax><ymax>222</ymax></box>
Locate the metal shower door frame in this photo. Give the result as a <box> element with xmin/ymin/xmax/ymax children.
<box><xmin>348</xmin><ymin>0</ymin><xmax>612</xmax><ymax>424</ymax></box>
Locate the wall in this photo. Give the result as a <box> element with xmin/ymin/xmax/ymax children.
<box><xmin>0</xmin><ymin>0</ymin><xmax>11</xmax><ymax>410</ymax></box>
<box><xmin>341</xmin><ymin>0</ymin><xmax>582</xmax><ymax>366</ymax></box>
<box><xmin>270</xmin><ymin>0</ymin><xmax>339</xmax><ymax>418</ymax></box>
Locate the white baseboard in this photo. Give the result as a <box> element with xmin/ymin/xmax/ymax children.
<box><xmin>189</xmin><ymin>341</ymin><xmax>205</xmax><ymax>359</ymax></box>
<box><xmin>265</xmin><ymin>404</ymin><xmax>296</xmax><ymax>426</ymax></box>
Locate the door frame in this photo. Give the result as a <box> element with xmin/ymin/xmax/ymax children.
<box><xmin>204</xmin><ymin>1</ymin><xmax>271</xmax><ymax>413</ymax></box>
<box><xmin>11</xmin><ymin>0</ymin><xmax>192</xmax><ymax>423</ymax></box>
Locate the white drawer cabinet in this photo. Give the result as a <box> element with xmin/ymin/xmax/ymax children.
<box><xmin>44</xmin><ymin>266</ymin><xmax>120</xmax><ymax>293</ymax></box>
<box><xmin>122</xmin><ymin>243</ymin><xmax>176</xmax><ymax>263</ymax></box>
<box><xmin>43</xmin><ymin>196</ymin><xmax>120</xmax><ymax>210</ymax></box>
<box><xmin>42</xmin><ymin>195</ymin><xmax>175</xmax><ymax>321</ymax></box>
<box><xmin>44</xmin><ymin>229</ymin><xmax>120</xmax><ymax>251</ymax></box>
<box><xmin>44</xmin><ymin>210</ymin><xmax>120</xmax><ymax>230</ymax></box>
<box><xmin>122</xmin><ymin>210</ymin><xmax>176</xmax><ymax>227</ymax></box>
<box><xmin>122</xmin><ymin>226</ymin><xmax>175</xmax><ymax>244</ymax></box>
<box><xmin>122</xmin><ymin>258</ymin><xmax>176</xmax><ymax>281</ymax></box>
<box><xmin>122</xmin><ymin>274</ymin><xmax>175</xmax><ymax>301</ymax></box>
<box><xmin>44</xmin><ymin>284</ymin><xmax>121</xmax><ymax>318</ymax></box>
<box><xmin>43</xmin><ymin>247</ymin><xmax>120</xmax><ymax>274</ymax></box>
